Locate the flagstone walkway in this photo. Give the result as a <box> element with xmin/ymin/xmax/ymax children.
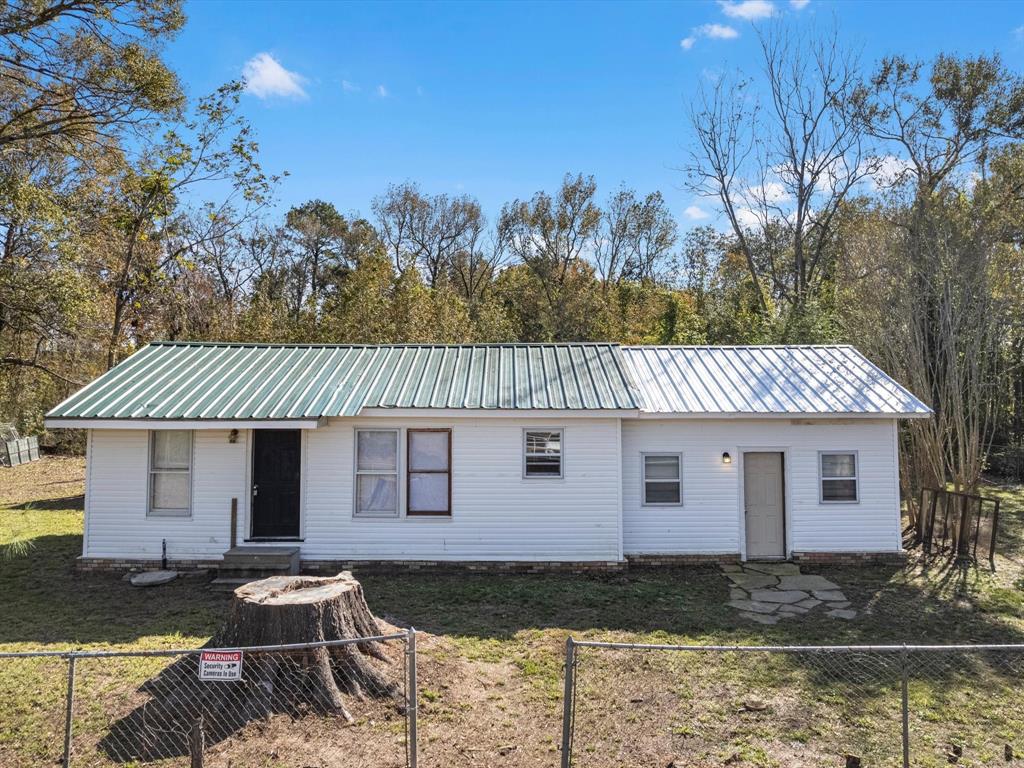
<box><xmin>722</xmin><ymin>562</ymin><xmax>857</xmax><ymax>625</ymax></box>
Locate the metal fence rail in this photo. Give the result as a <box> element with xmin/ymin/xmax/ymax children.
<box><xmin>0</xmin><ymin>630</ymin><xmax>418</xmax><ymax>768</ymax></box>
<box><xmin>560</xmin><ymin>640</ymin><xmax>1024</xmax><ymax>768</ymax></box>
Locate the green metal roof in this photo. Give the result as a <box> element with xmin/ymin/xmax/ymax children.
<box><xmin>46</xmin><ymin>342</ymin><xmax>642</xmax><ymax>422</ymax></box>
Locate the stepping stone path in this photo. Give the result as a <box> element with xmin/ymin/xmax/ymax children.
<box><xmin>723</xmin><ymin>563</ymin><xmax>855</xmax><ymax>624</ymax></box>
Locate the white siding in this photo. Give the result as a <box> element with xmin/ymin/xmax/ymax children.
<box><xmin>299</xmin><ymin>417</ymin><xmax>620</xmax><ymax>561</ymax></box>
<box><xmin>622</xmin><ymin>419</ymin><xmax>902</xmax><ymax>556</ymax></box>
<box><xmin>84</xmin><ymin>418</ymin><xmax>621</xmax><ymax>562</ymax></box>
<box><xmin>84</xmin><ymin>429</ymin><xmax>248</xmax><ymax>560</ymax></box>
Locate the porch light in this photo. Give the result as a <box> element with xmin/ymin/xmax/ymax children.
<box><xmin>722</xmin><ymin>452</ymin><xmax>732</xmax><ymax>464</ymax></box>
<box><xmin>229</xmin><ymin>429</ymin><xmax>239</xmax><ymax>444</ymax></box>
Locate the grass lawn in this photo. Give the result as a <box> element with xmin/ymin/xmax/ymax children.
<box><xmin>2</xmin><ymin>457</ymin><xmax>1024</xmax><ymax>767</ymax></box>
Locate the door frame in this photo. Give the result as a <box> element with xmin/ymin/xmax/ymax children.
<box><xmin>244</xmin><ymin>428</ymin><xmax>307</xmax><ymax>542</ymax></box>
<box><xmin>737</xmin><ymin>446</ymin><xmax>791</xmax><ymax>561</ymax></box>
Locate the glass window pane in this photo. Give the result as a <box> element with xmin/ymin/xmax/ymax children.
<box><xmin>357</xmin><ymin>474</ymin><xmax>397</xmax><ymax>514</ymax></box>
<box><xmin>526</xmin><ymin>456</ymin><xmax>562</xmax><ymax>476</ymax></box>
<box><xmin>645</xmin><ymin>481</ymin><xmax>681</xmax><ymax>504</ymax></box>
<box><xmin>357</xmin><ymin>431</ymin><xmax>397</xmax><ymax>471</ymax></box>
<box><xmin>152</xmin><ymin>472</ymin><xmax>189</xmax><ymax>510</ymax></box>
<box><xmin>409</xmin><ymin>472</ymin><xmax>449</xmax><ymax>512</ymax></box>
<box><xmin>152</xmin><ymin>430</ymin><xmax>190</xmax><ymax>469</ymax></box>
<box><xmin>526</xmin><ymin>431</ymin><xmax>561</xmax><ymax>456</ymax></box>
<box><xmin>822</xmin><ymin>478</ymin><xmax>858</xmax><ymax>501</ymax></box>
<box><xmin>409</xmin><ymin>431</ymin><xmax>449</xmax><ymax>471</ymax></box>
<box><xmin>644</xmin><ymin>455</ymin><xmax>680</xmax><ymax>480</ymax></box>
<box><xmin>821</xmin><ymin>453</ymin><xmax>856</xmax><ymax>478</ymax></box>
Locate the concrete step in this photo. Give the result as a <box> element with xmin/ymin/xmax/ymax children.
<box><xmin>220</xmin><ymin>545</ymin><xmax>300</xmax><ymax>575</ymax></box>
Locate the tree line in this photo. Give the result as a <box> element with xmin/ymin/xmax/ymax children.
<box><xmin>0</xmin><ymin>2</ymin><xmax>1022</xmax><ymax>506</ymax></box>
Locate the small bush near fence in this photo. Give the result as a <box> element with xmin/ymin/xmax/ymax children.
<box><xmin>562</xmin><ymin>641</ymin><xmax>1024</xmax><ymax>768</ymax></box>
<box><xmin>0</xmin><ymin>632</ymin><xmax>415</xmax><ymax>768</ymax></box>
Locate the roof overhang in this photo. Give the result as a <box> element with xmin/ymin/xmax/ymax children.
<box><xmin>45</xmin><ymin>418</ymin><xmax>327</xmax><ymax>430</ymax></box>
<box><xmin>356</xmin><ymin>407</ymin><xmax>639</xmax><ymax>418</ymax></box>
<box><xmin>635</xmin><ymin>411</ymin><xmax>931</xmax><ymax>420</ymax></box>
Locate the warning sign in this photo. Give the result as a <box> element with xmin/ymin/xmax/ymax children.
<box><xmin>198</xmin><ymin>650</ymin><xmax>243</xmax><ymax>681</ymax></box>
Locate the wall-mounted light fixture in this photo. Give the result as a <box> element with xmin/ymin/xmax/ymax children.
<box><xmin>229</xmin><ymin>429</ymin><xmax>239</xmax><ymax>444</ymax></box>
<box><xmin>722</xmin><ymin>451</ymin><xmax>732</xmax><ymax>464</ymax></box>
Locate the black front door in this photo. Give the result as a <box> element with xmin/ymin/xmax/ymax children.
<box><xmin>251</xmin><ymin>430</ymin><xmax>301</xmax><ymax>539</ymax></box>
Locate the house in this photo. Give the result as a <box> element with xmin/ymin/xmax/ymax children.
<box><xmin>44</xmin><ymin>342</ymin><xmax>931</xmax><ymax>571</ymax></box>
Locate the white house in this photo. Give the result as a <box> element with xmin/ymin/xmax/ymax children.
<box><xmin>44</xmin><ymin>342</ymin><xmax>931</xmax><ymax>571</ymax></box>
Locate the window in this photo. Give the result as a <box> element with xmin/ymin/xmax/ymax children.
<box><xmin>148</xmin><ymin>430</ymin><xmax>192</xmax><ymax>516</ymax></box>
<box><xmin>642</xmin><ymin>454</ymin><xmax>682</xmax><ymax>505</ymax></box>
<box><xmin>407</xmin><ymin>429</ymin><xmax>451</xmax><ymax>516</ymax></box>
<box><xmin>355</xmin><ymin>429</ymin><xmax>399</xmax><ymax>517</ymax></box>
<box><xmin>820</xmin><ymin>451</ymin><xmax>858</xmax><ymax>502</ymax></box>
<box><xmin>524</xmin><ymin>429</ymin><xmax>562</xmax><ymax>478</ymax></box>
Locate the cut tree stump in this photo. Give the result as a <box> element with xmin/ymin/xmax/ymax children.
<box><xmin>211</xmin><ymin>572</ymin><xmax>403</xmax><ymax>723</ymax></box>
<box><xmin>100</xmin><ymin>572</ymin><xmax>405</xmax><ymax>761</ymax></box>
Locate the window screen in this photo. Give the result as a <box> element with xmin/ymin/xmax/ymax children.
<box><xmin>408</xmin><ymin>429</ymin><xmax>451</xmax><ymax>515</ymax></box>
<box><xmin>820</xmin><ymin>452</ymin><xmax>858</xmax><ymax>502</ymax></box>
<box><xmin>524</xmin><ymin>430</ymin><xmax>562</xmax><ymax>477</ymax></box>
<box><xmin>355</xmin><ymin>430</ymin><xmax>398</xmax><ymax>516</ymax></box>
<box><xmin>643</xmin><ymin>454</ymin><xmax>682</xmax><ymax>505</ymax></box>
<box><xmin>149</xmin><ymin>430</ymin><xmax>192</xmax><ymax>516</ymax></box>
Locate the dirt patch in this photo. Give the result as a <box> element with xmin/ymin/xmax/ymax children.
<box><xmin>0</xmin><ymin>456</ymin><xmax>85</xmax><ymax>508</ymax></box>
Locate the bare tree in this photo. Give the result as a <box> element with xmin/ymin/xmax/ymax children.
<box><xmin>683</xmin><ymin>24</ymin><xmax>874</xmax><ymax>319</ymax></box>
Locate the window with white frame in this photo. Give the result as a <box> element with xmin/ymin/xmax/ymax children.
<box><xmin>148</xmin><ymin>430</ymin><xmax>192</xmax><ymax>516</ymax></box>
<box><xmin>355</xmin><ymin>429</ymin><xmax>399</xmax><ymax>517</ymax></box>
<box><xmin>524</xmin><ymin>430</ymin><xmax>562</xmax><ymax>477</ymax></box>
<box><xmin>407</xmin><ymin>429</ymin><xmax>451</xmax><ymax>516</ymax></box>
<box><xmin>642</xmin><ymin>453</ymin><xmax>682</xmax><ymax>505</ymax></box>
<box><xmin>820</xmin><ymin>451</ymin><xmax>858</xmax><ymax>502</ymax></box>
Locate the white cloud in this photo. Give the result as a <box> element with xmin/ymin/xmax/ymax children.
<box><xmin>718</xmin><ymin>0</ymin><xmax>776</xmax><ymax>20</ymax></box>
<box><xmin>680</xmin><ymin>23</ymin><xmax>739</xmax><ymax>51</ymax></box>
<box><xmin>376</xmin><ymin>84</ymin><xmax>390</xmax><ymax>98</ymax></box>
<box><xmin>756</xmin><ymin>181</ymin><xmax>791</xmax><ymax>204</ymax></box>
<box><xmin>341</xmin><ymin>80</ymin><xmax>360</xmax><ymax>93</ymax></box>
<box><xmin>866</xmin><ymin>154</ymin><xmax>914</xmax><ymax>190</ymax></box>
<box><xmin>242</xmin><ymin>53</ymin><xmax>307</xmax><ymax>100</ymax></box>
<box><xmin>1015</xmin><ymin>25</ymin><xmax>1024</xmax><ymax>41</ymax></box>
<box><xmin>684</xmin><ymin>205</ymin><xmax>710</xmax><ymax>220</ymax></box>
<box><xmin>789</xmin><ymin>0</ymin><xmax>810</xmax><ymax>9</ymax></box>
<box><xmin>735</xmin><ymin>207</ymin><xmax>761</xmax><ymax>228</ymax></box>
<box><xmin>701</xmin><ymin>23</ymin><xmax>740</xmax><ymax>39</ymax></box>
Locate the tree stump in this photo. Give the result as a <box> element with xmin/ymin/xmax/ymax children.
<box><xmin>212</xmin><ymin>571</ymin><xmax>402</xmax><ymax>723</ymax></box>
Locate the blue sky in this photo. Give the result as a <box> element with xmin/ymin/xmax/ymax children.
<box><xmin>168</xmin><ymin>0</ymin><xmax>1024</xmax><ymax>224</ymax></box>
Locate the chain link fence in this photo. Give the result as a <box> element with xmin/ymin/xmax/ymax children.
<box><xmin>560</xmin><ymin>640</ymin><xmax>1024</xmax><ymax>768</ymax></box>
<box><xmin>0</xmin><ymin>630</ymin><xmax>417</xmax><ymax>768</ymax></box>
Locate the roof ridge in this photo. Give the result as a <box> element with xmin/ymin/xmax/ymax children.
<box><xmin>147</xmin><ymin>341</ymin><xmax>624</xmax><ymax>349</ymax></box>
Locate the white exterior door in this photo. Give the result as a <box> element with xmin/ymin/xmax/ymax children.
<box><xmin>744</xmin><ymin>452</ymin><xmax>785</xmax><ymax>559</ymax></box>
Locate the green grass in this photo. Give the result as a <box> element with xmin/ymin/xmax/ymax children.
<box><xmin>2</xmin><ymin>461</ymin><xmax>1024</xmax><ymax>767</ymax></box>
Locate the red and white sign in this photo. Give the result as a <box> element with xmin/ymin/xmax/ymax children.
<box><xmin>198</xmin><ymin>650</ymin><xmax>243</xmax><ymax>681</ymax></box>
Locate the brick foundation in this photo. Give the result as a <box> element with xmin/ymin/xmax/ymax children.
<box><xmin>791</xmin><ymin>551</ymin><xmax>907</xmax><ymax>566</ymax></box>
<box><xmin>76</xmin><ymin>557</ymin><xmax>221</xmax><ymax>573</ymax></box>
<box><xmin>76</xmin><ymin>550</ymin><xmax>905</xmax><ymax>573</ymax></box>
<box><xmin>625</xmin><ymin>554</ymin><xmax>742</xmax><ymax>567</ymax></box>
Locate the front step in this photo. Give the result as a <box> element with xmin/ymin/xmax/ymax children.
<box><xmin>216</xmin><ymin>545</ymin><xmax>300</xmax><ymax>582</ymax></box>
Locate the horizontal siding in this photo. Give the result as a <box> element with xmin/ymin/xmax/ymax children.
<box><xmin>85</xmin><ymin>419</ymin><xmax>621</xmax><ymax>562</ymax></box>
<box><xmin>622</xmin><ymin>419</ymin><xmax>901</xmax><ymax>555</ymax></box>
<box><xmin>301</xmin><ymin>417</ymin><xmax>620</xmax><ymax>561</ymax></box>
<box><xmin>84</xmin><ymin>429</ymin><xmax>247</xmax><ymax>559</ymax></box>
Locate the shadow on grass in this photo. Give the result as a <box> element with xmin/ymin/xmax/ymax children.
<box><xmin>4</xmin><ymin>495</ymin><xmax>84</xmax><ymax>511</ymax></box>
<box><xmin>0</xmin><ymin>533</ymin><xmax>227</xmax><ymax>647</ymax></box>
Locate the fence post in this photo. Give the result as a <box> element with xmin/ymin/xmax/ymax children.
<box><xmin>62</xmin><ymin>654</ymin><xmax>77</xmax><ymax>768</ymax></box>
<box><xmin>189</xmin><ymin>714</ymin><xmax>205</xmax><ymax>768</ymax></box>
<box><xmin>560</xmin><ymin>636</ymin><xmax>576</xmax><ymax>768</ymax></box>
<box><xmin>900</xmin><ymin>645</ymin><xmax>910</xmax><ymax>768</ymax></box>
<box><xmin>407</xmin><ymin>628</ymin><xmax>418</xmax><ymax>768</ymax></box>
